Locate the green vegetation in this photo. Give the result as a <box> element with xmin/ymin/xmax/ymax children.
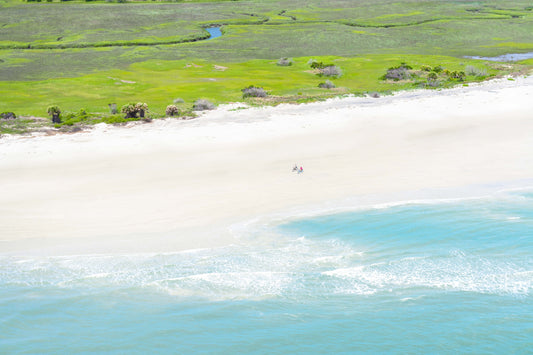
<box><xmin>0</xmin><ymin>0</ymin><xmax>532</xmax><ymax>134</ymax></box>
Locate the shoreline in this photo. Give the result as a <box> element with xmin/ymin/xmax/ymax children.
<box><xmin>1</xmin><ymin>76</ymin><xmax>532</xmax><ymax>255</ymax></box>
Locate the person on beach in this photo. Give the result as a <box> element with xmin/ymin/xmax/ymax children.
<box><xmin>299</xmin><ymin>167</ymin><xmax>303</xmax><ymax>174</ymax></box>
<box><xmin>293</xmin><ymin>164</ymin><xmax>298</xmax><ymax>172</ymax></box>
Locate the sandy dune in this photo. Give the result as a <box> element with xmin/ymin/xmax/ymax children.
<box><xmin>1</xmin><ymin>76</ymin><xmax>532</xmax><ymax>255</ymax></box>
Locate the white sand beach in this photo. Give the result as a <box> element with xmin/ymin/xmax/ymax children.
<box><xmin>1</xmin><ymin>76</ymin><xmax>532</xmax><ymax>255</ymax></box>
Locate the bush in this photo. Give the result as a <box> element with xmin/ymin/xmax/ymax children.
<box><xmin>173</xmin><ymin>98</ymin><xmax>185</xmax><ymax>104</ymax></box>
<box><xmin>320</xmin><ymin>65</ymin><xmax>342</xmax><ymax>77</ymax></box>
<box><xmin>421</xmin><ymin>65</ymin><xmax>432</xmax><ymax>72</ymax></box>
<box><xmin>193</xmin><ymin>99</ymin><xmax>215</xmax><ymax>111</ymax></box>
<box><xmin>121</xmin><ymin>102</ymin><xmax>148</xmax><ymax>118</ymax></box>
<box><xmin>448</xmin><ymin>70</ymin><xmax>466</xmax><ymax>81</ymax></box>
<box><xmin>0</xmin><ymin>112</ymin><xmax>16</xmax><ymax>120</ymax></box>
<box><xmin>427</xmin><ymin>72</ymin><xmax>438</xmax><ymax>80</ymax></box>
<box><xmin>318</xmin><ymin>80</ymin><xmax>336</xmax><ymax>89</ymax></box>
<box><xmin>465</xmin><ymin>65</ymin><xmax>488</xmax><ymax>77</ymax></box>
<box><xmin>381</xmin><ymin>63</ymin><xmax>412</xmax><ymax>81</ymax></box>
<box><xmin>242</xmin><ymin>85</ymin><xmax>267</xmax><ymax>98</ymax></box>
<box><xmin>277</xmin><ymin>57</ymin><xmax>293</xmax><ymax>66</ymax></box>
<box><xmin>166</xmin><ymin>105</ymin><xmax>180</xmax><ymax>116</ymax></box>
<box><xmin>310</xmin><ymin>61</ymin><xmax>335</xmax><ymax>70</ymax></box>
<box><xmin>432</xmin><ymin>65</ymin><xmax>443</xmax><ymax>73</ymax></box>
<box><xmin>47</xmin><ymin>105</ymin><xmax>61</xmax><ymax>123</ymax></box>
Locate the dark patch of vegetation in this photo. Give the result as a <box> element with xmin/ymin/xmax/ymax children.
<box><xmin>1</xmin><ymin>112</ymin><xmax>16</xmax><ymax>120</ymax></box>
<box><xmin>310</xmin><ymin>61</ymin><xmax>334</xmax><ymax>70</ymax></box>
<box><xmin>121</xmin><ymin>102</ymin><xmax>148</xmax><ymax>118</ymax></box>
<box><xmin>242</xmin><ymin>85</ymin><xmax>267</xmax><ymax>98</ymax></box>
<box><xmin>47</xmin><ymin>105</ymin><xmax>61</xmax><ymax>123</ymax></box>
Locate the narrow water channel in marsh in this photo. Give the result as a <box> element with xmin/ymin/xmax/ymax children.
<box><xmin>205</xmin><ymin>26</ymin><xmax>222</xmax><ymax>40</ymax></box>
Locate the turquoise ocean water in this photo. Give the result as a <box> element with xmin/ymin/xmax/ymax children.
<box><xmin>1</xmin><ymin>190</ymin><xmax>532</xmax><ymax>353</ymax></box>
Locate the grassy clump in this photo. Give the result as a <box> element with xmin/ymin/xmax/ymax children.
<box><xmin>465</xmin><ymin>65</ymin><xmax>489</xmax><ymax>77</ymax></box>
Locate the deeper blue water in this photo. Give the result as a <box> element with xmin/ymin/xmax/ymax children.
<box><xmin>1</xmin><ymin>190</ymin><xmax>531</xmax><ymax>353</ymax></box>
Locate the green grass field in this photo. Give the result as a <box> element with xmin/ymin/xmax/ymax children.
<box><xmin>1</xmin><ymin>0</ymin><xmax>532</xmax><ymax>132</ymax></box>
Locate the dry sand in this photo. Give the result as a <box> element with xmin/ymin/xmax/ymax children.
<box><xmin>1</xmin><ymin>76</ymin><xmax>532</xmax><ymax>255</ymax></box>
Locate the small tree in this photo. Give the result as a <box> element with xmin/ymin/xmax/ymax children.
<box><xmin>166</xmin><ymin>105</ymin><xmax>180</xmax><ymax>117</ymax></box>
<box><xmin>47</xmin><ymin>105</ymin><xmax>61</xmax><ymax>123</ymax></box>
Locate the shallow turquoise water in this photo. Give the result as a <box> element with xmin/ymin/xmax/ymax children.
<box><xmin>1</xmin><ymin>190</ymin><xmax>531</xmax><ymax>353</ymax></box>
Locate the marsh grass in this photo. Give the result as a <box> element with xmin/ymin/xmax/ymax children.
<box><xmin>0</xmin><ymin>0</ymin><xmax>531</xmax><ymax>125</ymax></box>
<box><xmin>0</xmin><ymin>54</ymin><xmax>512</xmax><ymax>118</ymax></box>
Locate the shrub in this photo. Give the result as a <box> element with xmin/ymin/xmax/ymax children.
<box><xmin>318</xmin><ymin>80</ymin><xmax>336</xmax><ymax>89</ymax></box>
<box><xmin>242</xmin><ymin>85</ymin><xmax>267</xmax><ymax>98</ymax></box>
<box><xmin>0</xmin><ymin>112</ymin><xmax>16</xmax><ymax>120</ymax></box>
<box><xmin>277</xmin><ymin>57</ymin><xmax>293</xmax><ymax>66</ymax></box>
<box><xmin>310</xmin><ymin>61</ymin><xmax>335</xmax><ymax>70</ymax></box>
<box><xmin>121</xmin><ymin>102</ymin><xmax>148</xmax><ymax>118</ymax></box>
<box><xmin>47</xmin><ymin>105</ymin><xmax>61</xmax><ymax>123</ymax></box>
<box><xmin>135</xmin><ymin>102</ymin><xmax>148</xmax><ymax>118</ymax></box>
<box><xmin>121</xmin><ymin>103</ymin><xmax>135</xmax><ymax>118</ymax></box>
<box><xmin>432</xmin><ymin>65</ymin><xmax>443</xmax><ymax>73</ymax></box>
<box><xmin>193</xmin><ymin>99</ymin><xmax>215</xmax><ymax>111</ymax></box>
<box><xmin>166</xmin><ymin>105</ymin><xmax>180</xmax><ymax>116</ymax></box>
<box><xmin>448</xmin><ymin>70</ymin><xmax>466</xmax><ymax>81</ymax></box>
<box><xmin>320</xmin><ymin>65</ymin><xmax>342</xmax><ymax>77</ymax></box>
<box><xmin>465</xmin><ymin>65</ymin><xmax>488</xmax><ymax>77</ymax></box>
<box><xmin>173</xmin><ymin>98</ymin><xmax>185</xmax><ymax>104</ymax></box>
<box><xmin>421</xmin><ymin>65</ymin><xmax>432</xmax><ymax>72</ymax></box>
<box><xmin>427</xmin><ymin>72</ymin><xmax>438</xmax><ymax>80</ymax></box>
<box><xmin>381</xmin><ymin>63</ymin><xmax>412</xmax><ymax>81</ymax></box>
